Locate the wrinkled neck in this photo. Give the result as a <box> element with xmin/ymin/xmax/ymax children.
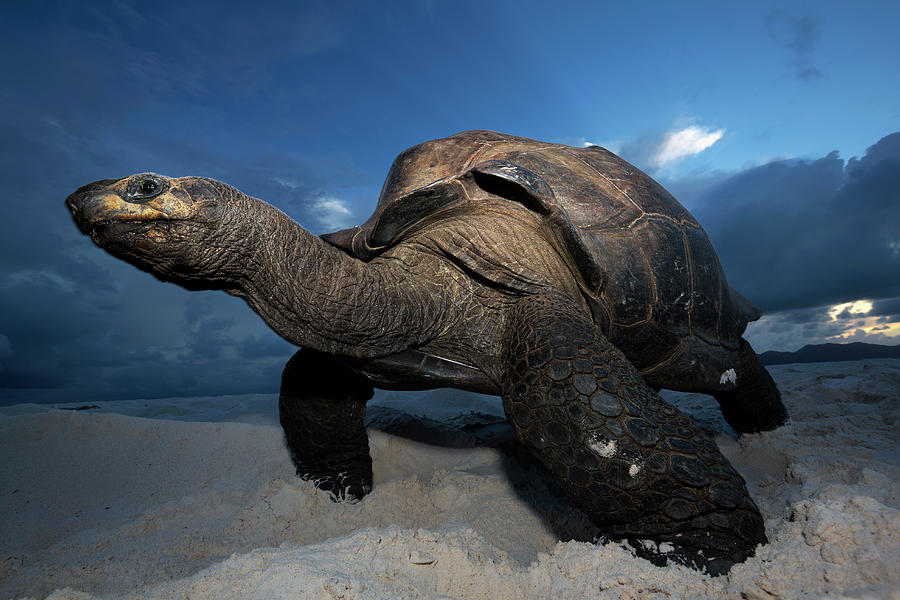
<box><xmin>231</xmin><ymin>197</ymin><xmax>446</xmax><ymax>358</ymax></box>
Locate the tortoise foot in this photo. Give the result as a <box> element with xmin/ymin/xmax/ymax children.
<box><xmin>714</xmin><ymin>338</ymin><xmax>788</xmax><ymax>435</ymax></box>
<box><xmin>279</xmin><ymin>349</ymin><xmax>374</xmax><ymax>502</ymax></box>
<box><xmin>501</xmin><ymin>294</ymin><xmax>767</xmax><ymax>574</ymax></box>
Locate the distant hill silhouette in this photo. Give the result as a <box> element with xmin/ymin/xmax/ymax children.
<box><xmin>759</xmin><ymin>342</ymin><xmax>900</xmax><ymax>366</ymax></box>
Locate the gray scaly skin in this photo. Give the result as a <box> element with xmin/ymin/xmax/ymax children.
<box><xmin>66</xmin><ymin>143</ymin><xmax>777</xmax><ymax>574</ymax></box>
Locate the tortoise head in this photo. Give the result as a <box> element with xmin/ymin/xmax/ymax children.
<box><xmin>66</xmin><ymin>173</ymin><xmax>249</xmax><ymax>289</ymax></box>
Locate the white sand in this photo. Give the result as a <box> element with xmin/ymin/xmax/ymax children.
<box><xmin>1</xmin><ymin>359</ymin><xmax>898</xmax><ymax>599</ymax></box>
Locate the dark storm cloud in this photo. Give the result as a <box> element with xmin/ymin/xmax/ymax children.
<box><xmin>4</xmin><ymin>1</ymin><xmax>345</xmax><ymax>111</ymax></box>
<box><xmin>0</xmin><ymin>270</ymin><xmax>127</xmax><ymax>392</ymax></box>
<box><xmin>764</xmin><ymin>8</ymin><xmax>823</xmax><ymax>80</ymax></box>
<box><xmin>0</xmin><ymin>3</ymin><xmax>350</xmax><ymax>404</ymax></box>
<box><xmin>745</xmin><ymin>294</ymin><xmax>900</xmax><ymax>352</ymax></box>
<box><xmin>691</xmin><ymin>133</ymin><xmax>900</xmax><ymax>313</ymax></box>
<box><xmin>182</xmin><ymin>294</ymin><xmax>295</xmax><ymax>363</ymax></box>
<box><xmin>780</xmin><ymin>306</ymin><xmax>832</xmax><ymax>325</ymax></box>
<box><xmin>871</xmin><ymin>297</ymin><xmax>900</xmax><ymax>319</ymax></box>
<box><xmin>0</xmin><ymin>109</ymin><xmax>332</xmax><ymax>404</ymax></box>
<box><xmin>0</xmin><ymin>265</ymin><xmax>295</xmax><ymax>403</ymax></box>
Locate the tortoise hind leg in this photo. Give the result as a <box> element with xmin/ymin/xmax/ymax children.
<box><xmin>713</xmin><ymin>338</ymin><xmax>788</xmax><ymax>435</ymax></box>
<box><xmin>279</xmin><ymin>348</ymin><xmax>374</xmax><ymax>501</ymax></box>
<box><xmin>501</xmin><ymin>294</ymin><xmax>766</xmax><ymax>575</ymax></box>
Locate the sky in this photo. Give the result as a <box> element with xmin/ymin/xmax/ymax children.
<box><xmin>1</xmin><ymin>0</ymin><xmax>898</xmax><ymax>404</ymax></box>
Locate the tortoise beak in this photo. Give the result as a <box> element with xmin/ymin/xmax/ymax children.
<box><xmin>66</xmin><ymin>179</ymin><xmax>166</xmax><ymax>234</ymax></box>
<box><xmin>66</xmin><ymin>179</ymin><xmax>119</xmax><ymax>234</ymax></box>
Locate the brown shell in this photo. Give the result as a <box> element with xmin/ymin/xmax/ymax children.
<box><xmin>322</xmin><ymin>131</ymin><xmax>759</xmax><ymax>369</ymax></box>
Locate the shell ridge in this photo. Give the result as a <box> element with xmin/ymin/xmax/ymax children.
<box><xmin>562</xmin><ymin>147</ymin><xmax>646</xmax><ymax>216</ymax></box>
<box><xmin>682</xmin><ymin>228</ymin><xmax>695</xmax><ymax>336</ymax></box>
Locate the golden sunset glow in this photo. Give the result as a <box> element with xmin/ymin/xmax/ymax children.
<box><xmin>827</xmin><ymin>319</ymin><xmax>900</xmax><ymax>341</ymax></box>
<box><xmin>827</xmin><ymin>300</ymin><xmax>873</xmax><ymax>321</ymax></box>
<box><xmin>825</xmin><ymin>299</ymin><xmax>900</xmax><ymax>342</ymax></box>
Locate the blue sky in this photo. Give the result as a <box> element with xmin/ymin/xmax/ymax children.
<box><xmin>1</xmin><ymin>1</ymin><xmax>898</xmax><ymax>404</ymax></box>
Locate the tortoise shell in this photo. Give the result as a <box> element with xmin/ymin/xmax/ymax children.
<box><xmin>322</xmin><ymin>130</ymin><xmax>759</xmax><ymax>373</ymax></box>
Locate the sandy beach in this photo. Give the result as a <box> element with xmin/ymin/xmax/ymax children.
<box><xmin>2</xmin><ymin>359</ymin><xmax>898</xmax><ymax>599</ymax></box>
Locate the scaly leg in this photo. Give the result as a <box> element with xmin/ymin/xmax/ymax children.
<box><xmin>501</xmin><ymin>294</ymin><xmax>767</xmax><ymax>575</ymax></box>
<box><xmin>279</xmin><ymin>348</ymin><xmax>374</xmax><ymax>501</ymax></box>
<box><xmin>713</xmin><ymin>338</ymin><xmax>788</xmax><ymax>434</ymax></box>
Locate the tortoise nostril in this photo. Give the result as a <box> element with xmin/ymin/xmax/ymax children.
<box><xmin>64</xmin><ymin>191</ymin><xmax>94</xmax><ymax>233</ymax></box>
<box><xmin>65</xmin><ymin>191</ymin><xmax>83</xmax><ymax>215</ymax></box>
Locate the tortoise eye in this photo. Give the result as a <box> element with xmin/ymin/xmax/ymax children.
<box><xmin>127</xmin><ymin>174</ymin><xmax>166</xmax><ymax>202</ymax></box>
<box><xmin>139</xmin><ymin>180</ymin><xmax>158</xmax><ymax>195</ymax></box>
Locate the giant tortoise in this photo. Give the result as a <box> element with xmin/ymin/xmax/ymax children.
<box><xmin>66</xmin><ymin>130</ymin><xmax>788</xmax><ymax>574</ymax></box>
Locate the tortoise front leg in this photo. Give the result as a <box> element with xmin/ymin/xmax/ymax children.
<box><xmin>713</xmin><ymin>338</ymin><xmax>788</xmax><ymax>434</ymax></box>
<box><xmin>279</xmin><ymin>349</ymin><xmax>374</xmax><ymax>501</ymax></box>
<box><xmin>501</xmin><ymin>294</ymin><xmax>767</xmax><ymax>575</ymax></box>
